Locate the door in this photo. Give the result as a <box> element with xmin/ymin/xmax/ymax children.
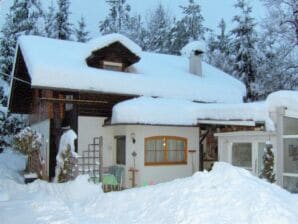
<box><xmin>230</xmin><ymin>142</ymin><xmax>266</xmax><ymax>176</ymax></box>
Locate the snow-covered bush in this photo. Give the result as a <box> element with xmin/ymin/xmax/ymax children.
<box><xmin>13</xmin><ymin>127</ymin><xmax>42</xmax><ymax>155</ymax></box>
<box><xmin>260</xmin><ymin>141</ymin><xmax>276</xmax><ymax>183</ymax></box>
<box><xmin>55</xmin><ymin>129</ymin><xmax>79</xmax><ymax>183</ymax></box>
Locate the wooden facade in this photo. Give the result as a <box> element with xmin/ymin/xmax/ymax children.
<box><xmin>86</xmin><ymin>41</ymin><xmax>140</xmax><ymax>71</ymax></box>
<box><xmin>9</xmin><ymin>43</ymin><xmax>140</xmax><ymax>179</ymax></box>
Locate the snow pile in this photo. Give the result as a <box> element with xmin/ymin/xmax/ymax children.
<box><xmin>88</xmin><ymin>33</ymin><xmax>142</xmax><ymax>57</ymax></box>
<box><xmin>17</xmin><ymin>35</ymin><xmax>245</xmax><ymax>104</ymax></box>
<box><xmin>74</xmin><ymin>163</ymin><xmax>298</xmax><ymax>224</ymax></box>
<box><xmin>0</xmin><ymin>150</ymin><xmax>26</xmax><ymax>201</ymax></box>
<box><xmin>0</xmin><ymin>149</ymin><xmax>26</xmax><ymax>183</ymax></box>
<box><xmin>181</xmin><ymin>41</ymin><xmax>206</xmax><ymax>57</ymax></box>
<box><xmin>1</xmin><ymin>149</ymin><xmax>298</xmax><ymax>224</ymax></box>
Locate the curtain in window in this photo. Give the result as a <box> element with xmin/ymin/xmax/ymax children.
<box><xmin>145</xmin><ymin>137</ymin><xmax>187</xmax><ymax>164</ymax></box>
<box><xmin>145</xmin><ymin>138</ymin><xmax>164</xmax><ymax>163</ymax></box>
<box><xmin>167</xmin><ymin>139</ymin><xmax>185</xmax><ymax>162</ymax></box>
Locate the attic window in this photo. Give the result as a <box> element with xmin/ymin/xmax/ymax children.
<box><xmin>103</xmin><ymin>61</ymin><xmax>123</xmax><ymax>71</ymax></box>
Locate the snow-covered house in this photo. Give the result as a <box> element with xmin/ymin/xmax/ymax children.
<box><xmin>8</xmin><ymin>34</ymin><xmax>298</xmax><ymax>192</ymax></box>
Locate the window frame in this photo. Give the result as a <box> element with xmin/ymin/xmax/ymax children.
<box><xmin>115</xmin><ymin>136</ymin><xmax>126</xmax><ymax>165</ymax></box>
<box><xmin>103</xmin><ymin>61</ymin><xmax>123</xmax><ymax>71</ymax></box>
<box><xmin>282</xmin><ymin>115</ymin><xmax>298</xmax><ymax>192</ymax></box>
<box><xmin>144</xmin><ymin>136</ymin><xmax>188</xmax><ymax>166</ymax></box>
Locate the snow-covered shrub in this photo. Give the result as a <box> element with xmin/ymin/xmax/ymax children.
<box><xmin>55</xmin><ymin>129</ymin><xmax>79</xmax><ymax>183</ymax></box>
<box><xmin>260</xmin><ymin>141</ymin><xmax>276</xmax><ymax>183</ymax></box>
<box><xmin>13</xmin><ymin>127</ymin><xmax>42</xmax><ymax>155</ymax></box>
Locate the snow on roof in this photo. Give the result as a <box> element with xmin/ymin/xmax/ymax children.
<box><xmin>266</xmin><ymin>90</ymin><xmax>298</xmax><ymax>113</ymax></box>
<box><xmin>87</xmin><ymin>33</ymin><xmax>142</xmax><ymax>57</ymax></box>
<box><xmin>17</xmin><ymin>35</ymin><xmax>245</xmax><ymax>104</ymax></box>
<box><xmin>181</xmin><ymin>41</ymin><xmax>206</xmax><ymax>57</ymax></box>
<box><xmin>111</xmin><ymin>96</ymin><xmax>272</xmax><ymax>127</ymax></box>
<box><xmin>112</xmin><ymin>91</ymin><xmax>298</xmax><ymax>130</ymax></box>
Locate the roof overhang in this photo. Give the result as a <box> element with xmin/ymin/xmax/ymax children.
<box><xmin>197</xmin><ymin>119</ymin><xmax>257</xmax><ymax>127</ymax></box>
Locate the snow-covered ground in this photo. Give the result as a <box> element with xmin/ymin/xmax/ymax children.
<box><xmin>1</xmin><ymin>149</ymin><xmax>298</xmax><ymax>224</ymax></box>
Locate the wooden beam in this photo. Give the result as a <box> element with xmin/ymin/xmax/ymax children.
<box><xmin>39</xmin><ymin>97</ymin><xmax>109</xmax><ymax>105</ymax></box>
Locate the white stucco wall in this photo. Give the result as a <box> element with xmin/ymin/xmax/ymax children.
<box><xmin>77</xmin><ymin>116</ymin><xmax>113</xmax><ymax>167</ymax></box>
<box><xmin>31</xmin><ymin>119</ymin><xmax>50</xmax><ymax>178</ymax></box>
<box><xmin>120</xmin><ymin>125</ymin><xmax>200</xmax><ymax>188</ymax></box>
<box><xmin>77</xmin><ymin>117</ymin><xmax>200</xmax><ymax>188</ymax></box>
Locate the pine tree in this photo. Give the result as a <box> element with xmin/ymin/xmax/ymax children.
<box><xmin>75</xmin><ymin>16</ymin><xmax>90</xmax><ymax>43</ymax></box>
<box><xmin>45</xmin><ymin>1</ymin><xmax>56</xmax><ymax>38</ymax></box>
<box><xmin>122</xmin><ymin>14</ymin><xmax>147</xmax><ymax>49</ymax></box>
<box><xmin>99</xmin><ymin>0</ymin><xmax>131</xmax><ymax>35</ymax></box>
<box><xmin>0</xmin><ymin>0</ymin><xmax>42</xmax><ymax>149</ymax></box>
<box><xmin>169</xmin><ymin>0</ymin><xmax>206</xmax><ymax>55</ymax></box>
<box><xmin>54</xmin><ymin>0</ymin><xmax>73</xmax><ymax>40</ymax></box>
<box><xmin>231</xmin><ymin>0</ymin><xmax>258</xmax><ymax>102</ymax></box>
<box><xmin>0</xmin><ymin>0</ymin><xmax>43</xmax><ymax>80</ymax></box>
<box><xmin>260</xmin><ymin>142</ymin><xmax>276</xmax><ymax>183</ymax></box>
<box><xmin>145</xmin><ymin>4</ymin><xmax>173</xmax><ymax>54</ymax></box>
<box><xmin>206</xmin><ymin>19</ymin><xmax>233</xmax><ymax>74</ymax></box>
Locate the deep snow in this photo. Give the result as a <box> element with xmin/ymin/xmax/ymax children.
<box><xmin>1</xmin><ymin>149</ymin><xmax>298</xmax><ymax>224</ymax></box>
<box><xmin>112</xmin><ymin>90</ymin><xmax>298</xmax><ymax>131</ymax></box>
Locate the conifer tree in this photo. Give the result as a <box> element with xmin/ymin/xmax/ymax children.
<box><xmin>260</xmin><ymin>142</ymin><xmax>276</xmax><ymax>183</ymax></box>
<box><xmin>99</xmin><ymin>0</ymin><xmax>131</xmax><ymax>34</ymax></box>
<box><xmin>122</xmin><ymin>14</ymin><xmax>147</xmax><ymax>49</ymax></box>
<box><xmin>231</xmin><ymin>0</ymin><xmax>258</xmax><ymax>102</ymax></box>
<box><xmin>169</xmin><ymin>0</ymin><xmax>206</xmax><ymax>55</ymax></box>
<box><xmin>54</xmin><ymin>0</ymin><xmax>73</xmax><ymax>40</ymax></box>
<box><xmin>75</xmin><ymin>16</ymin><xmax>90</xmax><ymax>43</ymax></box>
<box><xmin>206</xmin><ymin>19</ymin><xmax>233</xmax><ymax>74</ymax></box>
<box><xmin>0</xmin><ymin>0</ymin><xmax>42</xmax><ymax>149</ymax></box>
<box><xmin>0</xmin><ymin>0</ymin><xmax>43</xmax><ymax>80</ymax></box>
<box><xmin>45</xmin><ymin>1</ymin><xmax>56</xmax><ymax>38</ymax></box>
<box><xmin>145</xmin><ymin>4</ymin><xmax>173</xmax><ymax>54</ymax></box>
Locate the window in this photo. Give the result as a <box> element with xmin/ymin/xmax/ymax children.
<box><xmin>103</xmin><ymin>61</ymin><xmax>123</xmax><ymax>71</ymax></box>
<box><xmin>145</xmin><ymin>136</ymin><xmax>187</xmax><ymax>165</ymax></box>
<box><xmin>283</xmin><ymin>116</ymin><xmax>298</xmax><ymax>193</ymax></box>
<box><xmin>116</xmin><ymin>136</ymin><xmax>126</xmax><ymax>165</ymax></box>
<box><xmin>65</xmin><ymin>95</ymin><xmax>74</xmax><ymax>111</ymax></box>
<box><xmin>231</xmin><ymin>143</ymin><xmax>252</xmax><ymax>171</ymax></box>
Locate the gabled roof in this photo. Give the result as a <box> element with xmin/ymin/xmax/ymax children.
<box><xmin>16</xmin><ymin>34</ymin><xmax>246</xmax><ymax>104</ymax></box>
<box><xmin>88</xmin><ymin>33</ymin><xmax>142</xmax><ymax>57</ymax></box>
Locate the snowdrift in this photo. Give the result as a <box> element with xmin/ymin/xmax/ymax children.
<box><xmin>0</xmin><ymin>150</ymin><xmax>298</xmax><ymax>224</ymax></box>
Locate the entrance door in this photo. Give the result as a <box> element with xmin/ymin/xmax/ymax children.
<box><xmin>231</xmin><ymin>142</ymin><xmax>266</xmax><ymax>176</ymax></box>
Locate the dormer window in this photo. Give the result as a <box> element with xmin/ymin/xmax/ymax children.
<box><xmin>103</xmin><ymin>61</ymin><xmax>123</xmax><ymax>72</ymax></box>
<box><xmin>86</xmin><ymin>35</ymin><xmax>141</xmax><ymax>72</ymax></box>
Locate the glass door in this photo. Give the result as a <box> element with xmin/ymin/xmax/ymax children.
<box><xmin>231</xmin><ymin>142</ymin><xmax>266</xmax><ymax>176</ymax></box>
<box><xmin>256</xmin><ymin>143</ymin><xmax>266</xmax><ymax>176</ymax></box>
<box><xmin>231</xmin><ymin>143</ymin><xmax>253</xmax><ymax>171</ymax></box>
<box><xmin>283</xmin><ymin>116</ymin><xmax>298</xmax><ymax>193</ymax></box>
